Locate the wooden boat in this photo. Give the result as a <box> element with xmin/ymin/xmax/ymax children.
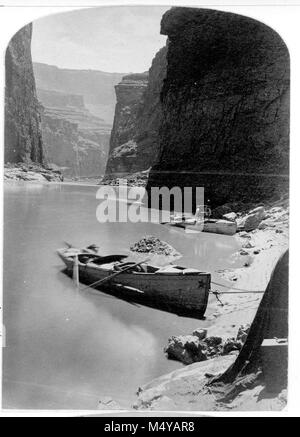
<box><xmin>57</xmin><ymin>247</ymin><xmax>211</xmax><ymax>318</ymax></box>
<box><xmin>165</xmin><ymin>205</ymin><xmax>237</xmax><ymax>236</ymax></box>
<box><xmin>168</xmin><ymin>218</ymin><xmax>237</xmax><ymax>236</ymax></box>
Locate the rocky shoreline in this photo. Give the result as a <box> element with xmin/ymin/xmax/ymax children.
<box><xmin>4</xmin><ymin>163</ymin><xmax>64</xmax><ymax>183</ymax></box>
<box><xmin>132</xmin><ymin>197</ymin><xmax>288</xmax><ymax>411</ymax></box>
<box><xmin>100</xmin><ymin>169</ymin><xmax>149</xmax><ymax>187</ymax></box>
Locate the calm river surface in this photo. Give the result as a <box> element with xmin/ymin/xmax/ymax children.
<box><xmin>3</xmin><ymin>182</ymin><xmax>242</xmax><ymax>410</ymax></box>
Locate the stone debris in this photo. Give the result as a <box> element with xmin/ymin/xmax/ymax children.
<box><xmin>164</xmin><ymin>325</ymin><xmax>250</xmax><ymax>365</ymax></box>
<box><xmin>130</xmin><ymin>235</ymin><xmax>180</xmax><ymax>257</ymax></box>
<box><xmin>100</xmin><ymin>169</ymin><xmax>149</xmax><ymax>187</ymax></box>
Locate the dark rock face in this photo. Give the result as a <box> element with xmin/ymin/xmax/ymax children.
<box><xmin>134</xmin><ymin>47</ymin><xmax>167</xmax><ymax>171</ymax></box>
<box><xmin>105</xmin><ymin>47</ymin><xmax>167</xmax><ymax>176</ymax></box>
<box><xmin>5</xmin><ymin>24</ymin><xmax>44</xmax><ymax>164</ymax></box>
<box><xmin>147</xmin><ymin>8</ymin><xmax>289</xmax><ymax>208</ymax></box>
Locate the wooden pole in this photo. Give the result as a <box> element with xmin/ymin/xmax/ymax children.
<box><xmin>73</xmin><ymin>254</ymin><xmax>80</xmax><ymax>291</ymax></box>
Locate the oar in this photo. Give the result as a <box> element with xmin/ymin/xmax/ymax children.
<box><xmin>81</xmin><ymin>258</ymin><xmax>150</xmax><ymax>292</ymax></box>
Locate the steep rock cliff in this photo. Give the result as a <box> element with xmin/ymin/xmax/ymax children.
<box><xmin>105</xmin><ymin>73</ymin><xmax>148</xmax><ymax>174</ymax></box>
<box><xmin>105</xmin><ymin>47</ymin><xmax>167</xmax><ymax>176</ymax></box>
<box><xmin>134</xmin><ymin>47</ymin><xmax>167</xmax><ymax>171</ymax></box>
<box><xmin>146</xmin><ymin>8</ymin><xmax>289</xmax><ymax>208</ymax></box>
<box><xmin>5</xmin><ymin>24</ymin><xmax>44</xmax><ymax>163</ymax></box>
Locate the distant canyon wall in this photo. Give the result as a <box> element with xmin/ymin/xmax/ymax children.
<box><xmin>33</xmin><ymin>62</ymin><xmax>125</xmax><ymax>124</ymax></box>
<box><xmin>146</xmin><ymin>8</ymin><xmax>289</xmax><ymax>208</ymax></box>
<box><xmin>5</xmin><ymin>24</ymin><xmax>44</xmax><ymax>164</ymax></box>
<box><xmin>33</xmin><ymin>63</ymin><xmax>121</xmax><ymax>177</ymax></box>
<box><xmin>38</xmin><ymin>89</ymin><xmax>110</xmax><ymax>177</ymax></box>
<box><xmin>105</xmin><ymin>47</ymin><xmax>167</xmax><ymax>177</ymax></box>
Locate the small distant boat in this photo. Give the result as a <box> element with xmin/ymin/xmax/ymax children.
<box><xmin>168</xmin><ymin>218</ymin><xmax>237</xmax><ymax>236</ymax></box>
<box><xmin>165</xmin><ymin>206</ymin><xmax>237</xmax><ymax>236</ymax></box>
<box><xmin>57</xmin><ymin>247</ymin><xmax>211</xmax><ymax>318</ymax></box>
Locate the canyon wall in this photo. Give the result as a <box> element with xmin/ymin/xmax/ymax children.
<box><xmin>33</xmin><ymin>63</ymin><xmax>120</xmax><ymax>177</ymax></box>
<box><xmin>146</xmin><ymin>8</ymin><xmax>290</xmax><ymax>208</ymax></box>
<box><xmin>38</xmin><ymin>89</ymin><xmax>110</xmax><ymax>177</ymax></box>
<box><xmin>33</xmin><ymin>62</ymin><xmax>124</xmax><ymax>124</ymax></box>
<box><xmin>105</xmin><ymin>73</ymin><xmax>148</xmax><ymax>175</ymax></box>
<box><xmin>105</xmin><ymin>47</ymin><xmax>167</xmax><ymax>176</ymax></box>
<box><xmin>5</xmin><ymin>24</ymin><xmax>44</xmax><ymax>164</ymax></box>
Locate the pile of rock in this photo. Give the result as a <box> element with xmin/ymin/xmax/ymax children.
<box><xmin>215</xmin><ymin>203</ymin><xmax>288</xmax><ymax>234</ymax></box>
<box><xmin>212</xmin><ymin>203</ymin><xmax>285</xmax><ymax>233</ymax></box>
<box><xmin>130</xmin><ymin>236</ymin><xmax>180</xmax><ymax>257</ymax></box>
<box><xmin>164</xmin><ymin>325</ymin><xmax>250</xmax><ymax>365</ymax></box>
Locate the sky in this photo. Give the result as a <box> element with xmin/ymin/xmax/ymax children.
<box><xmin>31</xmin><ymin>6</ymin><xmax>169</xmax><ymax>73</ymax></box>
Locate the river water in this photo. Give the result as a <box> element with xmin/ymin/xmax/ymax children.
<box><xmin>3</xmin><ymin>182</ymin><xmax>242</xmax><ymax>410</ymax></box>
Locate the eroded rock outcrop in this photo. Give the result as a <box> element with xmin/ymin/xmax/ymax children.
<box><xmin>105</xmin><ymin>47</ymin><xmax>167</xmax><ymax>177</ymax></box>
<box><xmin>5</xmin><ymin>23</ymin><xmax>44</xmax><ymax>164</ymax></box>
<box><xmin>105</xmin><ymin>73</ymin><xmax>149</xmax><ymax>175</ymax></box>
<box><xmin>146</xmin><ymin>7</ymin><xmax>289</xmax><ymax>208</ymax></box>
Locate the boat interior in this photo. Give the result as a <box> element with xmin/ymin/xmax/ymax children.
<box><xmin>69</xmin><ymin>252</ymin><xmax>202</xmax><ymax>275</ymax></box>
<box><xmin>77</xmin><ymin>253</ymin><xmax>127</xmax><ymax>265</ymax></box>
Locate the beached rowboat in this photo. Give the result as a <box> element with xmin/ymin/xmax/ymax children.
<box><xmin>167</xmin><ymin>218</ymin><xmax>237</xmax><ymax>236</ymax></box>
<box><xmin>57</xmin><ymin>247</ymin><xmax>211</xmax><ymax>318</ymax></box>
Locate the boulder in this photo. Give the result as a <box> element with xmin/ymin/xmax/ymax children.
<box><xmin>239</xmin><ymin>232</ymin><xmax>252</xmax><ymax>238</ymax></box>
<box><xmin>204</xmin><ymin>336</ymin><xmax>222</xmax><ymax>347</ymax></box>
<box><xmin>211</xmin><ymin>205</ymin><xmax>232</xmax><ymax>219</ymax></box>
<box><xmin>192</xmin><ymin>328</ymin><xmax>207</xmax><ymax>340</ymax></box>
<box><xmin>236</xmin><ymin>324</ymin><xmax>250</xmax><ymax>343</ymax></box>
<box><xmin>165</xmin><ymin>335</ymin><xmax>207</xmax><ymax>364</ymax></box>
<box><xmin>222</xmin><ymin>338</ymin><xmax>242</xmax><ymax>354</ymax></box>
<box><xmin>22</xmin><ymin>172</ymin><xmax>47</xmax><ymax>182</ymax></box>
<box><xmin>223</xmin><ymin>212</ymin><xmax>237</xmax><ymax>222</ymax></box>
<box><xmin>258</xmin><ymin>222</ymin><xmax>268</xmax><ymax>230</ymax></box>
<box><xmin>239</xmin><ymin>207</ymin><xmax>266</xmax><ymax>231</ymax></box>
<box><xmin>242</xmin><ymin>241</ymin><xmax>254</xmax><ymax>249</ymax></box>
<box><xmin>249</xmin><ymin>206</ymin><xmax>266</xmax><ymax>218</ymax></box>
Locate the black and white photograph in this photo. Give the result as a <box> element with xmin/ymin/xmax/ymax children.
<box><xmin>0</xmin><ymin>0</ymin><xmax>297</xmax><ymax>417</ymax></box>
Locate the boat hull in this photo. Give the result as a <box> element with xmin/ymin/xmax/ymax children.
<box><xmin>168</xmin><ymin>219</ymin><xmax>237</xmax><ymax>236</ymax></box>
<box><xmin>57</xmin><ymin>249</ymin><xmax>210</xmax><ymax>318</ymax></box>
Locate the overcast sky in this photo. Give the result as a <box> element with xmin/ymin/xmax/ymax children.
<box><xmin>32</xmin><ymin>6</ymin><xmax>169</xmax><ymax>73</ymax></box>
